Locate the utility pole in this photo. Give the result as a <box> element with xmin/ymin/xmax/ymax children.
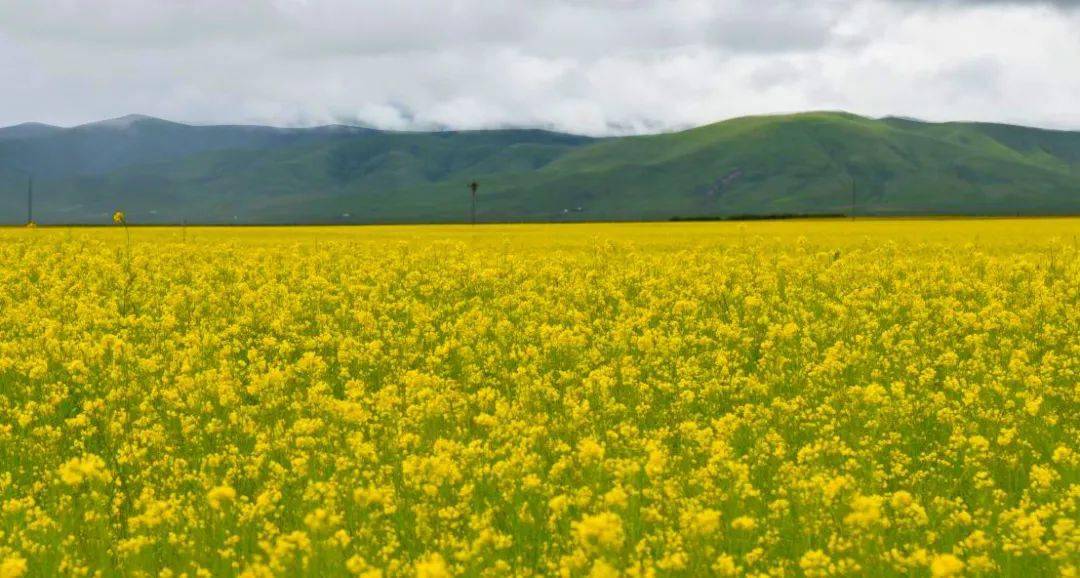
<box><xmin>27</xmin><ymin>174</ymin><xmax>33</xmax><ymax>225</ymax></box>
<box><xmin>469</xmin><ymin>181</ymin><xmax>479</xmax><ymax>225</ymax></box>
<box><xmin>849</xmin><ymin>172</ymin><xmax>856</xmax><ymax>220</ymax></box>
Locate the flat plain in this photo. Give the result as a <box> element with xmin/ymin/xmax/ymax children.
<box><xmin>0</xmin><ymin>219</ymin><xmax>1076</xmax><ymax>577</ymax></box>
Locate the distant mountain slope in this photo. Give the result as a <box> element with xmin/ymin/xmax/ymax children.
<box><xmin>0</xmin><ymin>115</ymin><xmax>380</xmax><ymax>179</ymax></box>
<box><xmin>0</xmin><ymin>112</ymin><xmax>1077</xmax><ymax>223</ymax></box>
<box><xmin>0</xmin><ymin>122</ymin><xmax>63</xmax><ymax>141</ymax></box>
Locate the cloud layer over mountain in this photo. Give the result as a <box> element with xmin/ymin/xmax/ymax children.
<box><xmin>1</xmin><ymin>0</ymin><xmax>1077</xmax><ymax>134</ymax></box>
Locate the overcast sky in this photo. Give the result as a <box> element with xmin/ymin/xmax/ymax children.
<box><xmin>1</xmin><ymin>0</ymin><xmax>1078</xmax><ymax>135</ymax></box>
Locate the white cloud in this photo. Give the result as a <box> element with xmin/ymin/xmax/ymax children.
<box><xmin>0</xmin><ymin>0</ymin><xmax>1077</xmax><ymax>134</ymax></box>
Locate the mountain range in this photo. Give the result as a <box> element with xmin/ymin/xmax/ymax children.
<box><xmin>1</xmin><ymin>112</ymin><xmax>1078</xmax><ymax>224</ymax></box>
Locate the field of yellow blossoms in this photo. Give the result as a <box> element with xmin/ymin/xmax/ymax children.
<box><xmin>0</xmin><ymin>219</ymin><xmax>1077</xmax><ymax>578</ymax></box>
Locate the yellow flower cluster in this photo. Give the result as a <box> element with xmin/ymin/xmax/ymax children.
<box><xmin>57</xmin><ymin>454</ymin><xmax>111</xmax><ymax>486</ymax></box>
<box><xmin>0</xmin><ymin>219</ymin><xmax>1076</xmax><ymax>577</ymax></box>
<box><xmin>208</xmin><ymin>486</ymin><xmax>238</xmax><ymax>510</ymax></box>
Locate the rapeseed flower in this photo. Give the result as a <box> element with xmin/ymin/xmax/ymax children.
<box><xmin>574</xmin><ymin>512</ymin><xmax>625</xmax><ymax>552</ymax></box>
<box><xmin>414</xmin><ymin>554</ymin><xmax>450</xmax><ymax>578</ymax></box>
<box><xmin>930</xmin><ymin>553</ymin><xmax>965</xmax><ymax>577</ymax></box>
<box><xmin>0</xmin><ymin>556</ymin><xmax>27</xmax><ymax>578</ymax></box>
<box><xmin>207</xmin><ymin>486</ymin><xmax>237</xmax><ymax>510</ymax></box>
<box><xmin>57</xmin><ymin>454</ymin><xmax>110</xmax><ymax>486</ymax></box>
<box><xmin>0</xmin><ymin>219</ymin><xmax>1074</xmax><ymax>577</ymax></box>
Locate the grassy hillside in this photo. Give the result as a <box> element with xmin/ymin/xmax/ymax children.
<box><xmin>508</xmin><ymin>112</ymin><xmax>1080</xmax><ymax>220</ymax></box>
<box><xmin>1</xmin><ymin>112</ymin><xmax>1078</xmax><ymax>223</ymax></box>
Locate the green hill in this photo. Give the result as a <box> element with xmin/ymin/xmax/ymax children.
<box><xmin>1</xmin><ymin>112</ymin><xmax>1078</xmax><ymax>224</ymax></box>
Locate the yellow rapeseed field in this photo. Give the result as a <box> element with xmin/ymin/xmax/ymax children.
<box><xmin>0</xmin><ymin>219</ymin><xmax>1077</xmax><ymax>578</ymax></box>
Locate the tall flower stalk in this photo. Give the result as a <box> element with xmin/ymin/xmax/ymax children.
<box><xmin>113</xmin><ymin>211</ymin><xmax>133</xmax><ymax>315</ymax></box>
